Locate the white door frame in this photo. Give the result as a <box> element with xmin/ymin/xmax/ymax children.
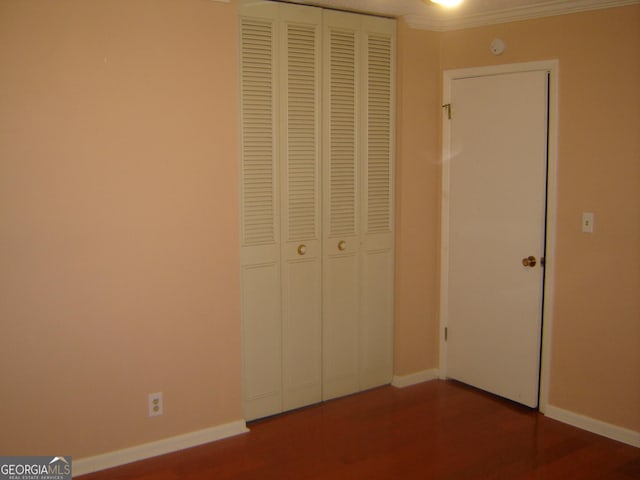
<box><xmin>439</xmin><ymin>60</ymin><xmax>559</xmax><ymax>413</ymax></box>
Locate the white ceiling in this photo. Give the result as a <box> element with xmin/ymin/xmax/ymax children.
<box><xmin>283</xmin><ymin>0</ymin><xmax>639</xmax><ymax>30</ymax></box>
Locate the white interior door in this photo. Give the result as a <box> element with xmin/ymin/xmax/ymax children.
<box><xmin>443</xmin><ymin>69</ymin><xmax>549</xmax><ymax>408</ymax></box>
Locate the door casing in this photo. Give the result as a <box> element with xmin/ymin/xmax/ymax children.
<box><xmin>439</xmin><ymin>60</ymin><xmax>559</xmax><ymax>413</ymax></box>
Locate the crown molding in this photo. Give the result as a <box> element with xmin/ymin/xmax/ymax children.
<box><xmin>405</xmin><ymin>0</ymin><xmax>640</xmax><ymax>31</ymax></box>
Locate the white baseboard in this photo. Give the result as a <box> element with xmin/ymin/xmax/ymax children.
<box><xmin>545</xmin><ymin>405</ymin><xmax>640</xmax><ymax>448</ymax></box>
<box><xmin>392</xmin><ymin>369</ymin><xmax>440</xmax><ymax>388</ymax></box>
<box><xmin>73</xmin><ymin>419</ymin><xmax>249</xmax><ymax>477</ymax></box>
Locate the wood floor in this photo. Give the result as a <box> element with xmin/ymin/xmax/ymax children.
<box><xmin>79</xmin><ymin>380</ymin><xmax>640</xmax><ymax>480</ymax></box>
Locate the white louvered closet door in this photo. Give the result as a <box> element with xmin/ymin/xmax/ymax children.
<box><xmin>359</xmin><ymin>16</ymin><xmax>395</xmax><ymax>391</ymax></box>
<box><xmin>322</xmin><ymin>11</ymin><xmax>361</xmax><ymax>400</ymax></box>
<box><xmin>239</xmin><ymin>1</ymin><xmax>323</xmax><ymax>421</ymax></box>
<box><xmin>322</xmin><ymin>11</ymin><xmax>395</xmax><ymax>400</ymax></box>
<box><xmin>279</xmin><ymin>5</ymin><xmax>323</xmax><ymax>413</ymax></box>
<box><xmin>240</xmin><ymin>0</ymin><xmax>395</xmax><ymax>419</ymax></box>
<box><xmin>239</xmin><ymin>1</ymin><xmax>281</xmax><ymax>421</ymax></box>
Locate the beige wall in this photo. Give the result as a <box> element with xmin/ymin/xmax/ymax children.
<box><xmin>1</xmin><ymin>0</ymin><xmax>638</xmax><ymax>461</ymax></box>
<box><xmin>396</xmin><ymin>5</ymin><xmax>640</xmax><ymax>432</ymax></box>
<box><xmin>394</xmin><ymin>24</ymin><xmax>442</xmax><ymax>375</ymax></box>
<box><xmin>0</xmin><ymin>0</ymin><xmax>242</xmax><ymax>457</ymax></box>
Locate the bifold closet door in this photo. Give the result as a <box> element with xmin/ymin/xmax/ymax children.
<box><xmin>322</xmin><ymin>11</ymin><xmax>395</xmax><ymax>400</ymax></box>
<box><xmin>279</xmin><ymin>5</ymin><xmax>323</xmax><ymax>414</ymax></box>
<box><xmin>239</xmin><ymin>2</ymin><xmax>281</xmax><ymax>422</ymax></box>
<box><xmin>359</xmin><ymin>15</ymin><xmax>395</xmax><ymax>391</ymax></box>
<box><xmin>239</xmin><ymin>2</ymin><xmax>323</xmax><ymax>421</ymax></box>
<box><xmin>240</xmin><ymin>0</ymin><xmax>395</xmax><ymax>419</ymax></box>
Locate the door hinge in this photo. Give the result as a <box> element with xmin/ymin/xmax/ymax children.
<box><xmin>444</xmin><ymin>327</ymin><xmax>448</xmax><ymax>341</ymax></box>
<box><xmin>442</xmin><ymin>103</ymin><xmax>452</xmax><ymax>120</ymax></box>
<box><xmin>541</xmin><ymin>256</ymin><xmax>545</xmax><ymax>267</ymax></box>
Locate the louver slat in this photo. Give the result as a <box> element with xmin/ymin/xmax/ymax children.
<box><xmin>287</xmin><ymin>24</ymin><xmax>318</xmax><ymax>241</ymax></box>
<box><xmin>241</xmin><ymin>19</ymin><xmax>276</xmax><ymax>246</ymax></box>
<box><xmin>329</xmin><ymin>30</ymin><xmax>357</xmax><ymax>237</ymax></box>
<box><xmin>367</xmin><ymin>34</ymin><xmax>392</xmax><ymax>234</ymax></box>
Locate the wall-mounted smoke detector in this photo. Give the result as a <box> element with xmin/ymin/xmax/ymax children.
<box><xmin>490</xmin><ymin>38</ymin><xmax>506</xmax><ymax>55</ymax></box>
<box><xmin>430</xmin><ymin>0</ymin><xmax>463</xmax><ymax>7</ymax></box>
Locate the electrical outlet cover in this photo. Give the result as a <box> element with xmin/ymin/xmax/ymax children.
<box><xmin>148</xmin><ymin>392</ymin><xmax>163</xmax><ymax>417</ymax></box>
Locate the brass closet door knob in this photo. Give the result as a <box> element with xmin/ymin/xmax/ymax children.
<box><xmin>522</xmin><ymin>256</ymin><xmax>537</xmax><ymax>267</ymax></box>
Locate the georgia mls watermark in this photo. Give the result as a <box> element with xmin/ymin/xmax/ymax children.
<box><xmin>0</xmin><ymin>456</ymin><xmax>71</xmax><ymax>480</ymax></box>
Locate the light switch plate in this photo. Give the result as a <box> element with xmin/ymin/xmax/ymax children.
<box><xmin>582</xmin><ymin>212</ymin><xmax>594</xmax><ymax>233</ymax></box>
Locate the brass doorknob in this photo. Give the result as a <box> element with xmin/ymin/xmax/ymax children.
<box><xmin>297</xmin><ymin>244</ymin><xmax>307</xmax><ymax>255</ymax></box>
<box><xmin>338</xmin><ymin>240</ymin><xmax>347</xmax><ymax>251</ymax></box>
<box><xmin>522</xmin><ymin>256</ymin><xmax>537</xmax><ymax>267</ymax></box>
